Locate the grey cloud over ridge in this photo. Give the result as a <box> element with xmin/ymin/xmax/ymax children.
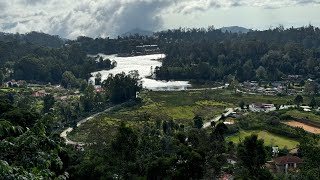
<box><xmin>0</xmin><ymin>0</ymin><xmax>319</xmax><ymax>38</ymax></box>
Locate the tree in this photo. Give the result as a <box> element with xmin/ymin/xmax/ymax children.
<box><xmin>236</xmin><ymin>134</ymin><xmax>271</xmax><ymax>179</ymax></box>
<box><xmin>43</xmin><ymin>94</ymin><xmax>55</xmax><ymax>113</ymax></box>
<box><xmin>305</xmin><ymin>80</ymin><xmax>318</xmax><ymax>95</ymax></box>
<box><xmin>309</xmin><ymin>96</ymin><xmax>317</xmax><ymax>108</ymax></box>
<box><xmin>294</xmin><ymin>95</ymin><xmax>304</xmax><ymax>107</ymax></box>
<box><xmin>61</xmin><ymin>71</ymin><xmax>79</xmax><ymax>89</ymax></box>
<box><xmin>112</xmin><ymin>123</ymin><xmax>138</xmax><ymax>161</ymax></box>
<box><xmin>298</xmin><ymin>135</ymin><xmax>320</xmax><ymax>179</ymax></box>
<box><xmin>102</xmin><ymin>72</ymin><xmax>142</xmax><ymax>103</ymax></box>
<box><xmin>256</xmin><ymin>66</ymin><xmax>267</xmax><ymax>80</ymax></box>
<box><xmin>193</xmin><ymin>115</ymin><xmax>203</xmax><ymax>129</ymax></box>
<box><xmin>239</xmin><ymin>100</ymin><xmax>245</xmax><ymax>109</ymax></box>
<box><xmin>94</xmin><ymin>72</ymin><xmax>102</xmax><ymax>85</ymax></box>
<box><xmin>80</xmin><ymin>84</ymin><xmax>95</xmax><ymax>112</ymax></box>
<box><xmin>0</xmin><ymin>70</ymin><xmax>4</xmax><ymax>85</ymax></box>
<box><xmin>210</xmin><ymin>121</ymin><xmax>216</xmax><ymax>127</ymax></box>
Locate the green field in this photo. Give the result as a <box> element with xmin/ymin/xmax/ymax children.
<box><xmin>226</xmin><ymin>130</ymin><xmax>299</xmax><ymax>149</ymax></box>
<box><xmin>284</xmin><ymin>110</ymin><xmax>320</xmax><ymax>123</ymax></box>
<box><xmin>68</xmin><ymin>90</ymin><xmax>299</xmax><ymax>144</ymax></box>
<box><xmin>68</xmin><ymin>90</ymin><xmax>234</xmax><ymax>142</ymax></box>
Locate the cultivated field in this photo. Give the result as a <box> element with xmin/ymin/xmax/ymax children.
<box><xmin>283</xmin><ymin>121</ymin><xmax>320</xmax><ymax>134</ymax></box>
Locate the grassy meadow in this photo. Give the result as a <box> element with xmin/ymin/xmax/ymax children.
<box><xmin>226</xmin><ymin>130</ymin><xmax>299</xmax><ymax>149</ymax></box>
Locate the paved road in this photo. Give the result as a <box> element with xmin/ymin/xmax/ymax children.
<box><xmin>60</xmin><ymin>105</ymin><xmax>120</xmax><ymax>145</ymax></box>
<box><xmin>151</xmin><ymin>85</ymin><xmax>227</xmax><ymax>92</ymax></box>
<box><xmin>203</xmin><ymin>108</ymin><xmax>238</xmax><ymax>128</ymax></box>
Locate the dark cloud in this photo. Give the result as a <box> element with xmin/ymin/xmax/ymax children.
<box><xmin>0</xmin><ymin>0</ymin><xmax>319</xmax><ymax>38</ymax></box>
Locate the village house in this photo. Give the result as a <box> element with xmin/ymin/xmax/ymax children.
<box><xmin>94</xmin><ymin>85</ymin><xmax>104</xmax><ymax>93</ymax></box>
<box><xmin>249</xmin><ymin>103</ymin><xmax>276</xmax><ymax>112</ymax></box>
<box><xmin>32</xmin><ymin>90</ymin><xmax>48</xmax><ymax>97</ymax></box>
<box><xmin>273</xmin><ymin>155</ymin><xmax>303</xmax><ymax>174</ymax></box>
<box><xmin>4</xmin><ymin>80</ymin><xmax>27</xmax><ymax>88</ymax></box>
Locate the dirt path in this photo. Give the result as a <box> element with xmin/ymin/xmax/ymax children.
<box><xmin>60</xmin><ymin>105</ymin><xmax>121</xmax><ymax>145</ymax></box>
<box><xmin>283</xmin><ymin>121</ymin><xmax>320</xmax><ymax>134</ymax></box>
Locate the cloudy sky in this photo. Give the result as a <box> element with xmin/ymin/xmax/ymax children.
<box><xmin>0</xmin><ymin>0</ymin><xmax>319</xmax><ymax>39</ymax></box>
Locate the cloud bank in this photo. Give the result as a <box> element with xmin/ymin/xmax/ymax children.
<box><xmin>0</xmin><ymin>0</ymin><xmax>319</xmax><ymax>38</ymax></box>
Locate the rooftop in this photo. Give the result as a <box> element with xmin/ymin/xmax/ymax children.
<box><xmin>274</xmin><ymin>155</ymin><xmax>303</xmax><ymax>165</ymax></box>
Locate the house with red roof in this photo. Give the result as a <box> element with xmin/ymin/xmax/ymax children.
<box><xmin>273</xmin><ymin>155</ymin><xmax>303</xmax><ymax>174</ymax></box>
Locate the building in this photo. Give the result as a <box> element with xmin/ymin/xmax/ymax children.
<box><xmin>249</xmin><ymin>103</ymin><xmax>276</xmax><ymax>112</ymax></box>
<box><xmin>32</xmin><ymin>90</ymin><xmax>48</xmax><ymax>97</ymax></box>
<box><xmin>273</xmin><ymin>155</ymin><xmax>303</xmax><ymax>174</ymax></box>
<box><xmin>135</xmin><ymin>45</ymin><xmax>160</xmax><ymax>55</ymax></box>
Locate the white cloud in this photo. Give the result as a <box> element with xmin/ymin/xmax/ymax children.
<box><xmin>0</xmin><ymin>0</ymin><xmax>319</xmax><ymax>38</ymax></box>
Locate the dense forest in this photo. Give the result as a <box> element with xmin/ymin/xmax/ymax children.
<box><xmin>0</xmin><ymin>33</ymin><xmax>113</xmax><ymax>84</ymax></box>
<box><xmin>2</xmin><ymin>25</ymin><xmax>320</xmax><ymax>85</ymax></box>
<box><xmin>155</xmin><ymin>25</ymin><xmax>320</xmax><ymax>83</ymax></box>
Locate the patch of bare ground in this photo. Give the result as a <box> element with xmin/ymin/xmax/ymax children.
<box><xmin>283</xmin><ymin>121</ymin><xmax>320</xmax><ymax>134</ymax></box>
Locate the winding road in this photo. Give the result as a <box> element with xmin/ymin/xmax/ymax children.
<box><xmin>60</xmin><ymin>105</ymin><xmax>121</xmax><ymax>145</ymax></box>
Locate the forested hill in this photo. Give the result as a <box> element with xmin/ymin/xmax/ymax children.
<box><xmin>154</xmin><ymin>25</ymin><xmax>320</xmax><ymax>83</ymax></box>
<box><xmin>1</xmin><ymin>25</ymin><xmax>320</xmax><ymax>84</ymax></box>
<box><xmin>0</xmin><ymin>35</ymin><xmax>112</xmax><ymax>85</ymax></box>
<box><xmin>0</xmin><ymin>31</ymin><xmax>65</xmax><ymax>48</ymax></box>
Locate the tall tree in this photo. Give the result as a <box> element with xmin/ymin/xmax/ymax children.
<box><xmin>294</xmin><ymin>95</ymin><xmax>304</xmax><ymax>107</ymax></box>
<box><xmin>102</xmin><ymin>72</ymin><xmax>142</xmax><ymax>103</ymax></box>
<box><xmin>236</xmin><ymin>134</ymin><xmax>272</xmax><ymax>179</ymax></box>
<box><xmin>193</xmin><ymin>115</ymin><xmax>204</xmax><ymax>129</ymax></box>
<box><xmin>43</xmin><ymin>94</ymin><xmax>55</xmax><ymax>113</ymax></box>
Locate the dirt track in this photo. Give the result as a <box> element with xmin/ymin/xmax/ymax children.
<box><xmin>283</xmin><ymin>121</ymin><xmax>320</xmax><ymax>134</ymax></box>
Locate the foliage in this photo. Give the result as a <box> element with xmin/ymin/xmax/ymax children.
<box><xmin>102</xmin><ymin>72</ymin><xmax>142</xmax><ymax>103</ymax></box>
<box><xmin>43</xmin><ymin>94</ymin><xmax>55</xmax><ymax>113</ymax></box>
<box><xmin>297</xmin><ymin>135</ymin><xmax>320</xmax><ymax>179</ymax></box>
<box><xmin>0</xmin><ymin>93</ymin><xmax>68</xmax><ymax>179</ymax></box>
<box><xmin>155</xmin><ymin>25</ymin><xmax>320</xmax><ymax>83</ymax></box>
<box><xmin>294</xmin><ymin>95</ymin><xmax>304</xmax><ymax>107</ymax></box>
<box><xmin>236</xmin><ymin>134</ymin><xmax>273</xmax><ymax>179</ymax></box>
<box><xmin>193</xmin><ymin>115</ymin><xmax>204</xmax><ymax>129</ymax></box>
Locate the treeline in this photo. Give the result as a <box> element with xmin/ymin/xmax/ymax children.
<box><xmin>2</xmin><ymin>25</ymin><xmax>320</xmax><ymax>84</ymax></box>
<box><xmin>155</xmin><ymin>25</ymin><xmax>320</xmax><ymax>82</ymax></box>
<box><xmin>0</xmin><ymin>31</ymin><xmax>64</xmax><ymax>48</ymax></box>
<box><xmin>0</xmin><ymin>40</ymin><xmax>112</xmax><ymax>84</ymax></box>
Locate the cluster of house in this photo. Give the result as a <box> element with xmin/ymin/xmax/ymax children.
<box><xmin>135</xmin><ymin>45</ymin><xmax>161</xmax><ymax>55</ymax></box>
<box><xmin>117</xmin><ymin>44</ymin><xmax>161</xmax><ymax>57</ymax></box>
<box><xmin>1</xmin><ymin>80</ymin><xmax>27</xmax><ymax>88</ymax></box>
<box><xmin>249</xmin><ymin>103</ymin><xmax>276</xmax><ymax>112</ymax></box>
<box><xmin>221</xmin><ymin>147</ymin><xmax>304</xmax><ymax>180</ymax></box>
<box><xmin>240</xmin><ymin>81</ymin><xmax>303</xmax><ymax>96</ymax></box>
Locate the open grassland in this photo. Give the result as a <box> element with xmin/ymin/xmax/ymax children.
<box><xmin>68</xmin><ymin>116</ymin><xmax>150</xmax><ymax>143</ymax></box>
<box><xmin>226</xmin><ymin>130</ymin><xmax>299</xmax><ymax>149</ymax></box>
<box><xmin>284</xmin><ymin>110</ymin><xmax>320</xmax><ymax>123</ymax></box>
<box><xmin>201</xmin><ymin>89</ymin><xmax>293</xmax><ymax>105</ymax></box>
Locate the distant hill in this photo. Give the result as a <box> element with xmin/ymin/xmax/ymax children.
<box><xmin>0</xmin><ymin>31</ymin><xmax>65</xmax><ymax>48</ymax></box>
<box><xmin>220</xmin><ymin>26</ymin><xmax>251</xmax><ymax>33</ymax></box>
<box><xmin>122</xmin><ymin>28</ymin><xmax>154</xmax><ymax>37</ymax></box>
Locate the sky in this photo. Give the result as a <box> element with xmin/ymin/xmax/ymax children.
<box><xmin>0</xmin><ymin>0</ymin><xmax>319</xmax><ymax>39</ymax></box>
